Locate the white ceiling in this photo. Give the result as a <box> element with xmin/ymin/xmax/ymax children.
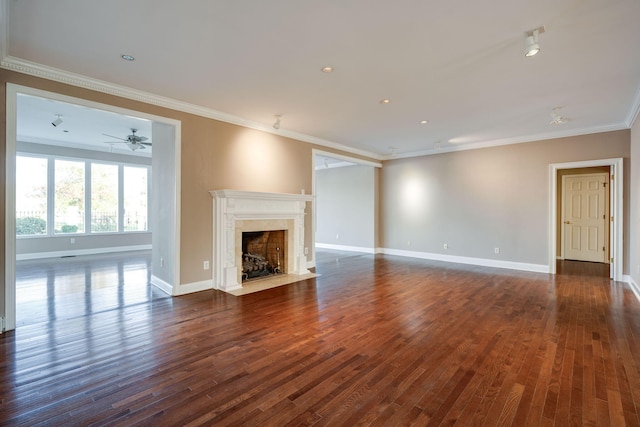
<box><xmin>2</xmin><ymin>0</ymin><xmax>640</xmax><ymax>159</ymax></box>
<box><xmin>16</xmin><ymin>94</ymin><xmax>153</xmax><ymax>156</ymax></box>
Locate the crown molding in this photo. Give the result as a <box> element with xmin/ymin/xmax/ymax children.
<box><xmin>626</xmin><ymin>84</ymin><xmax>640</xmax><ymax>128</ymax></box>
<box><xmin>1</xmin><ymin>54</ymin><xmax>634</xmax><ymax>163</ymax></box>
<box><xmin>0</xmin><ymin>55</ymin><xmax>384</xmax><ymax>162</ymax></box>
<box><xmin>383</xmin><ymin>122</ymin><xmax>629</xmax><ymax>160</ymax></box>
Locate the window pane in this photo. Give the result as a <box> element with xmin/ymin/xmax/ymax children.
<box><xmin>16</xmin><ymin>156</ymin><xmax>48</xmax><ymax>236</ymax></box>
<box><xmin>91</xmin><ymin>163</ymin><xmax>119</xmax><ymax>232</ymax></box>
<box><xmin>123</xmin><ymin>166</ymin><xmax>148</xmax><ymax>231</ymax></box>
<box><xmin>54</xmin><ymin>160</ymin><xmax>85</xmax><ymax>234</ymax></box>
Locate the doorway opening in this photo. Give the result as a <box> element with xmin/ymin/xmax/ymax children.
<box><xmin>312</xmin><ymin>149</ymin><xmax>381</xmax><ymax>260</ymax></box>
<box><xmin>4</xmin><ymin>84</ymin><xmax>181</xmax><ymax>332</ymax></box>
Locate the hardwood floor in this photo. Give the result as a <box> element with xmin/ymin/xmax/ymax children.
<box><xmin>2</xmin><ymin>252</ymin><xmax>639</xmax><ymax>426</ymax></box>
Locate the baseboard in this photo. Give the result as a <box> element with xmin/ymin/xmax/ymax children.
<box><xmin>175</xmin><ymin>279</ymin><xmax>213</xmax><ymax>295</ymax></box>
<box><xmin>151</xmin><ymin>274</ymin><xmax>173</xmax><ymax>295</ymax></box>
<box><xmin>627</xmin><ymin>276</ymin><xmax>640</xmax><ymax>303</ymax></box>
<box><xmin>315</xmin><ymin>243</ymin><xmax>376</xmax><ymax>254</ymax></box>
<box><xmin>16</xmin><ymin>245</ymin><xmax>152</xmax><ymax>261</ymax></box>
<box><xmin>380</xmin><ymin>248</ymin><xmax>550</xmax><ymax>274</ymax></box>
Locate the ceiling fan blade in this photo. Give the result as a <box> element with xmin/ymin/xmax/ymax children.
<box><xmin>103</xmin><ymin>141</ymin><xmax>128</xmax><ymax>144</ymax></box>
<box><xmin>102</xmin><ymin>133</ymin><xmax>128</xmax><ymax>141</ymax></box>
<box><xmin>139</xmin><ymin>142</ymin><xmax>152</xmax><ymax>146</ymax></box>
<box><xmin>134</xmin><ymin>135</ymin><xmax>149</xmax><ymax>142</ymax></box>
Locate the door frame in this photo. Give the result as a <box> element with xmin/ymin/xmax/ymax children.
<box><xmin>549</xmin><ymin>158</ymin><xmax>623</xmax><ymax>280</ymax></box>
<box><xmin>4</xmin><ymin>84</ymin><xmax>182</xmax><ymax>331</ymax></box>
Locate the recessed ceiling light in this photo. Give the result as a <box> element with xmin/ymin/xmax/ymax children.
<box><xmin>380</xmin><ymin>99</ymin><xmax>391</xmax><ymax>105</ymax></box>
<box><xmin>420</xmin><ymin>120</ymin><xmax>428</xmax><ymax>124</ymax></box>
<box><xmin>121</xmin><ymin>54</ymin><xmax>135</xmax><ymax>61</ymax></box>
<box><xmin>321</xmin><ymin>66</ymin><xmax>333</xmax><ymax>73</ymax></box>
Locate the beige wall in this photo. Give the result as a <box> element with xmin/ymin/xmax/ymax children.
<box><xmin>0</xmin><ymin>69</ymin><xmax>377</xmax><ymax>301</ymax></box>
<box><xmin>631</xmin><ymin>115</ymin><xmax>640</xmax><ymax>285</ymax></box>
<box><xmin>381</xmin><ymin>130</ymin><xmax>631</xmax><ymax>271</ymax></box>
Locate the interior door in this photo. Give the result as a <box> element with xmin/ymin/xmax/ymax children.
<box><xmin>562</xmin><ymin>173</ymin><xmax>609</xmax><ymax>263</ymax></box>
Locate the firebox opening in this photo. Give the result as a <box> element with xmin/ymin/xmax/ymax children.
<box><xmin>241</xmin><ymin>230</ymin><xmax>286</xmax><ymax>282</ymax></box>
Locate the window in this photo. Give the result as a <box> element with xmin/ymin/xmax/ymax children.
<box><xmin>16</xmin><ymin>154</ymin><xmax>150</xmax><ymax>237</ymax></box>
<box><xmin>54</xmin><ymin>159</ymin><xmax>85</xmax><ymax>234</ymax></box>
<box><xmin>16</xmin><ymin>156</ymin><xmax>48</xmax><ymax>236</ymax></box>
<box><xmin>124</xmin><ymin>166</ymin><xmax>148</xmax><ymax>231</ymax></box>
<box><xmin>91</xmin><ymin>163</ymin><xmax>119</xmax><ymax>232</ymax></box>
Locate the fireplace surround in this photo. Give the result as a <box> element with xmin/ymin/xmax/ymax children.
<box><xmin>210</xmin><ymin>190</ymin><xmax>314</xmax><ymax>292</ymax></box>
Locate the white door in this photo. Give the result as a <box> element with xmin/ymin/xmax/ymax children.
<box><xmin>562</xmin><ymin>173</ymin><xmax>609</xmax><ymax>263</ymax></box>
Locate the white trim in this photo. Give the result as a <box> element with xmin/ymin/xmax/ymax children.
<box><xmin>312</xmin><ymin>149</ymin><xmax>382</xmax><ymax>169</ymax></box>
<box><xmin>1</xmin><ymin>54</ymin><xmax>635</xmax><ymax>163</ymax></box>
<box><xmin>151</xmin><ymin>274</ymin><xmax>173</xmax><ymax>296</ymax></box>
<box><xmin>627</xmin><ymin>276</ymin><xmax>640</xmax><ymax>304</ymax></box>
<box><xmin>4</xmin><ymin>83</ymin><xmax>181</xmax><ymax>332</ymax></box>
<box><xmin>549</xmin><ymin>158</ymin><xmax>623</xmax><ymax>281</ymax></box>
<box><xmin>384</xmin><ymin>123</ymin><xmax>629</xmax><ymax>160</ymax></box>
<box><xmin>315</xmin><ymin>243</ymin><xmax>376</xmax><ymax>254</ymax></box>
<box><xmin>4</xmin><ymin>81</ymin><xmax>17</xmax><ymax>332</ymax></box>
<box><xmin>0</xmin><ymin>55</ymin><xmax>383</xmax><ymax>161</ymax></box>
<box><xmin>16</xmin><ymin>245</ymin><xmax>152</xmax><ymax>261</ymax></box>
<box><xmin>626</xmin><ymin>84</ymin><xmax>640</xmax><ymax>128</ymax></box>
<box><xmin>174</xmin><ymin>279</ymin><xmax>213</xmax><ymax>296</ymax></box>
<box><xmin>380</xmin><ymin>248</ymin><xmax>549</xmax><ymax>273</ymax></box>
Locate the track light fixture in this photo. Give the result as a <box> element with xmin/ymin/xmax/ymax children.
<box><xmin>550</xmin><ymin>107</ymin><xmax>568</xmax><ymax>125</ymax></box>
<box><xmin>273</xmin><ymin>114</ymin><xmax>281</xmax><ymax>130</ymax></box>
<box><xmin>525</xmin><ymin>26</ymin><xmax>545</xmax><ymax>57</ymax></box>
<box><xmin>51</xmin><ymin>114</ymin><xmax>63</xmax><ymax>127</ymax></box>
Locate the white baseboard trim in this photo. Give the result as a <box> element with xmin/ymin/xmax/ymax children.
<box><xmin>627</xmin><ymin>276</ymin><xmax>640</xmax><ymax>303</ymax></box>
<box><xmin>380</xmin><ymin>248</ymin><xmax>550</xmax><ymax>274</ymax></box>
<box><xmin>175</xmin><ymin>279</ymin><xmax>213</xmax><ymax>296</ymax></box>
<box><xmin>151</xmin><ymin>274</ymin><xmax>173</xmax><ymax>295</ymax></box>
<box><xmin>16</xmin><ymin>244</ymin><xmax>152</xmax><ymax>261</ymax></box>
<box><xmin>315</xmin><ymin>243</ymin><xmax>376</xmax><ymax>254</ymax></box>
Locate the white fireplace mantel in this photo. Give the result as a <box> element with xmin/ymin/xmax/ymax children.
<box><xmin>210</xmin><ymin>190</ymin><xmax>314</xmax><ymax>292</ymax></box>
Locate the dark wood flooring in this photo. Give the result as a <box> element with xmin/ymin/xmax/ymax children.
<box><xmin>1</xmin><ymin>252</ymin><xmax>639</xmax><ymax>426</ymax></box>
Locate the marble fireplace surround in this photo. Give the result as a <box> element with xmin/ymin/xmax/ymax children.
<box><xmin>210</xmin><ymin>190</ymin><xmax>314</xmax><ymax>293</ymax></box>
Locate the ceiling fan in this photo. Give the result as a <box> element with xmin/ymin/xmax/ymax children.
<box><xmin>103</xmin><ymin>128</ymin><xmax>151</xmax><ymax>151</ymax></box>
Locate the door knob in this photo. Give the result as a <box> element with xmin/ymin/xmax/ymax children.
<box><xmin>564</xmin><ymin>220</ymin><xmax>571</xmax><ymax>224</ymax></box>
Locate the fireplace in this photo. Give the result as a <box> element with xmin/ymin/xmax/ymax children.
<box><xmin>210</xmin><ymin>190</ymin><xmax>313</xmax><ymax>292</ymax></box>
<box><xmin>241</xmin><ymin>230</ymin><xmax>286</xmax><ymax>281</ymax></box>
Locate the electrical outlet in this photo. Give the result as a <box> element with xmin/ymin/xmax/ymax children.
<box><xmin>494</xmin><ymin>247</ymin><xmax>500</xmax><ymax>254</ymax></box>
<box><xmin>204</xmin><ymin>261</ymin><xmax>210</xmax><ymax>270</ymax></box>
<box><xmin>304</xmin><ymin>247</ymin><xmax>308</xmax><ymax>255</ymax></box>
<box><xmin>70</xmin><ymin>237</ymin><xmax>75</xmax><ymax>244</ymax></box>
<box><xmin>160</xmin><ymin>257</ymin><xmax>164</xmax><ymax>267</ymax></box>
<box><xmin>336</xmin><ymin>233</ymin><xmax>339</xmax><ymax>240</ymax></box>
<box><xmin>443</xmin><ymin>243</ymin><xmax>448</xmax><ymax>249</ymax></box>
<box><xmin>407</xmin><ymin>240</ymin><xmax>411</xmax><ymax>246</ymax></box>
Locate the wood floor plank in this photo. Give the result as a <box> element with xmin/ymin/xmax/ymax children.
<box><xmin>2</xmin><ymin>252</ymin><xmax>639</xmax><ymax>426</ymax></box>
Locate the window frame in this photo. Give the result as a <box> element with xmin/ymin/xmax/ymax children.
<box><xmin>16</xmin><ymin>152</ymin><xmax>151</xmax><ymax>238</ymax></box>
